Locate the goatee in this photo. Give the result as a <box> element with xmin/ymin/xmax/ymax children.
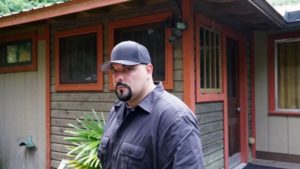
<box><xmin>115</xmin><ymin>82</ymin><xmax>132</xmax><ymax>102</ymax></box>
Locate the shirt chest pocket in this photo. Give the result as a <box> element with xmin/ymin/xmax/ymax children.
<box><xmin>120</xmin><ymin>143</ymin><xmax>145</xmax><ymax>169</ymax></box>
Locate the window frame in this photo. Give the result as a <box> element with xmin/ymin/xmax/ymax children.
<box><xmin>55</xmin><ymin>25</ymin><xmax>103</xmax><ymax>91</ymax></box>
<box><xmin>0</xmin><ymin>32</ymin><xmax>37</xmax><ymax>73</ymax></box>
<box><xmin>195</xmin><ymin>13</ymin><xmax>225</xmax><ymax>102</ymax></box>
<box><xmin>108</xmin><ymin>12</ymin><xmax>173</xmax><ymax>90</ymax></box>
<box><xmin>268</xmin><ymin>32</ymin><xmax>300</xmax><ymax>116</ymax></box>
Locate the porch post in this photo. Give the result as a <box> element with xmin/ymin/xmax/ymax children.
<box><xmin>182</xmin><ymin>0</ymin><xmax>196</xmax><ymax>112</ymax></box>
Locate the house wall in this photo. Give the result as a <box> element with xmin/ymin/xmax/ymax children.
<box><xmin>48</xmin><ymin>1</ymin><xmax>229</xmax><ymax>168</ymax></box>
<box><xmin>45</xmin><ymin>1</ymin><xmax>257</xmax><ymax>168</ymax></box>
<box><xmin>194</xmin><ymin>36</ymin><xmax>254</xmax><ymax>169</ymax></box>
<box><xmin>48</xmin><ymin>2</ymin><xmax>183</xmax><ymax>168</ymax></box>
<box><xmin>254</xmin><ymin>31</ymin><xmax>300</xmax><ymax>155</ymax></box>
<box><xmin>0</xmin><ymin>40</ymin><xmax>46</xmax><ymax>168</ymax></box>
<box><xmin>194</xmin><ymin>2</ymin><xmax>254</xmax><ymax>168</ymax></box>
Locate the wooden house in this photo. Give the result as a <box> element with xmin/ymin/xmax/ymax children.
<box><xmin>0</xmin><ymin>0</ymin><xmax>300</xmax><ymax>168</ymax></box>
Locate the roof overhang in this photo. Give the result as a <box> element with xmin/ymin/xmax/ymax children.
<box><xmin>196</xmin><ymin>0</ymin><xmax>300</xmax><ymax>31</ymax></box>
<box><xmin>248</xmin><ymin>0</ymin><xmax>287</xmax><ymax>29</ymax></box>
<box><xmin>0</xmin><ymin>0</ymin><xmax>130</xmax><ymax>29</ymax></box>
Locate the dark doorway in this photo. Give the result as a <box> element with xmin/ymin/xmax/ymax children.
<box><xmin>227</xmin><ymin>38</ymin><xmax>241</xmax><ymax>169</ymax></box>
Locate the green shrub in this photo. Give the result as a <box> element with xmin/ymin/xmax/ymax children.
<box><xmin>64</xmin><ymin>109</ymin><xmax>105</xmax><ymax>169</ymax></box>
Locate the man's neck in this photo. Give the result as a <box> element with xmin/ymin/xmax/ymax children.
<box><xmin>127</xmin><ymin>82</ymin><xmax>156</xmax><ymax>107</ymax></box>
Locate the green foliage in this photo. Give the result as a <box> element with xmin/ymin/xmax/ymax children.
<box><xmin>267</xmin><ymin>0</ymin><xmax>300</xmax><ymax>6</ymax></box>
<box><xmin>64</xmin><ymin>110</ymin><xmax>105</xmax><ymax>169</ymax></box>
<box><xmin>0</xmin><ymin>0</ymin><xmax>69</xmax><ymax>16</ymax></box>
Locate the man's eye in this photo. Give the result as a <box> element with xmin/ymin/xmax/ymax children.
<box><xmin>124</xmin><ymin>67</ymin><xmax>135</xmax><ymax>72</ymax></box>
<box><xmin>124</xmin><ymin>68</ymin><xmax>131</xmax><ymax>72</ymax></box>
<box><xmin>129</xmin><ymin>66</ymin><xmax>136</xmax><ymax>70</ymax></box>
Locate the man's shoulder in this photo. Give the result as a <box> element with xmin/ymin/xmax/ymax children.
<box><xmin>158</xmin><ymin>91</ymin><xmax>191</xmax><ymax>112</ymax></box>
<box><xmin>153</xmin><ymin>91</ymin><xmax>195</xmax><ymax>122</ymax></box>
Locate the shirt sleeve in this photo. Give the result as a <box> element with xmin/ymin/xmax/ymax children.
<box><xmin>158</xmin><ymin>112</ymin><xmax>205</xmax><ymax>169</ymax></box>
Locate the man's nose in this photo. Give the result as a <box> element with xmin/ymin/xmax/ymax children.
<box><xmin>114</xmin><ymin>72</ymin><xmax>124</xmax><ymax>82</ymax></box>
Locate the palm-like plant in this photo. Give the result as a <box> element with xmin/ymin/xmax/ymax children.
<box><xmin>64</xmin><ymin>109</ymin><xmax>105</xmax><ymax>169</ymax></box>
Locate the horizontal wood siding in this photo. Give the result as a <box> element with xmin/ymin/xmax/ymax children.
<box><xmin>49</xmin><ymin>1</ymin><xmax>181</xmax><ymax>168</ymax></box>
<box><xmin>196</xmin><ymin>102</ymin><xmax>224</xmax><ymax>169</ymax></box>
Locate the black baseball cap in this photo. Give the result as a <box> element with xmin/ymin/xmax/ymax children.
<box><xmin>101</xmin><ymin>41</ymin><xmax>151</xmax><ymax>72</ymax></box>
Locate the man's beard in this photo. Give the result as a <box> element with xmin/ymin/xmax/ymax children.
<box><xmin>115</xmin><ymin>82</ymin><xmax>132</xmax><ymax>102</ymax></box>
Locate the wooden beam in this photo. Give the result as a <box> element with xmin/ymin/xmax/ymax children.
<box><xmin>0</xmin><ymin>0</ymin><xmax>130</xmax><ymax>28</ymax></box>
<box><xmin>182</xmin><ymin>0</ymin><xmax>195</xmax><ymax>111</ymax></box>
<box><xmin>117</xmin><ymin>0</ymin><xmax>146</xmax><ymax>8</ymax></box>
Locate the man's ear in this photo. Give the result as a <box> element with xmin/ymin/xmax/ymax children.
<box><xmin>146</xmin><ymin>64</ymin><xmax>153</xmax><ymax>77</ymax></box>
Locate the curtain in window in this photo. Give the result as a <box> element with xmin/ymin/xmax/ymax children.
<box><xmin>277</xmin><ymin>41</ymin><xmax>300</xmax><ymax>109</ymax></box>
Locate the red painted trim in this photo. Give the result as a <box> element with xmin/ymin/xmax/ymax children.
<box><xmin>195</xmin><ymin>12</ymin><xmax>249</xmax><ymax>167</ymax></box>
<box><xmin>0</xmin><ymin>0</ymin><xmax>130</xmax><ymax>28</ymax></box>
<box><xmin>250</xmin><ymin>33</ymin><xmax>256</xmax><ymax>158</ymax></box>
<box><xmin>221</xmin><ymin>36</ymin><xmax>229</xmax><ymax>169</ymax></box>
<box><xmin>0</xmin><ymin>32</ymin><xmax>37</xmax><ymax>73</ymax></box>
<box><xmin>164</xmin><ymin>28</ymin><xmax>174</xmax><ymax>89</ymax></box>
<box><xmin>182</xmin><ymin>0</ymin><xmax>195</xmax><ymax>111</ymax></box>
<box><xmin>44</xmin><ymin>25</ymin><xmax>51</xmax><ymax>169</ymax></box>
<box><xmin>238</xmin><ymin>35</ymin><xmax>248</xmax><ymax>163</ymax></box>
<box><xmin>54</xmin><ymin>25</ymin><xmax>103</xmax><ymax>91</ymax></box>
<box><xmin>224</xmin><ymin>31</ymin><xmax>249</xmax><ymax>164</ymax></box>
<box><xmin>268</xmin><ymin>35</ymin><xmax>276</xmax><ymax>113</ymax></box>
<box><xmin>269</xmin><ymin>111</ymin><xmax>300</xmax><ymax>116</ymax></box>
<box><xmin>222</xmin><ymin>32</ymin><xmax>229</xmax><ymax>169</ymax></box>
<box><xmin>268</xmin><ymin>31</ymin><xmax>300</xmax><ymax>116</ymax></box>
<box><xmin>195</xmin><ymin>13</ymin><xmax>225</xmax><ymax>102</ymax></box>
<box><xmin>107</xmin><ymin>12</ymin><xmax>173</xmax><ymax>90</ymax></box>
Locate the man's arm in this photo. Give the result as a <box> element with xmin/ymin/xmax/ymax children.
<box><xmin>158</xmin><ymin>113</ymin><xmax>205</xmax><ymax>169</ymax></box>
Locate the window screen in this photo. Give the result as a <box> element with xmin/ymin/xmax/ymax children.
<box><xmin>59</xmin><ymin>33</ymin><xmax>97</xmax><ymax>84</ymax></box>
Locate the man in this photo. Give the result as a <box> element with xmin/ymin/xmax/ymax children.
<box><xmin>98</xmin><ymin>41</ymin><xmax>205</xmax><ymax>169</ymax></box>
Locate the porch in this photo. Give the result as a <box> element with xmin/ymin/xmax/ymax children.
<box><xmin>233</xmin><ymin>159</ymin><xmax>300</xmax><ymax>169</ymax></box>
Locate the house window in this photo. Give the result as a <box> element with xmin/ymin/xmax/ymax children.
<box><xmin>275</xmin><ymin>40</ymin><xmax>300</xmax><ymax>110</ymax></box>
<box><xmin>199</xmin><ymin>27</ymin><xmax>221</xmax><ymax>92</ymax></box>
<box><xmin>269</xmin><ymin>32</ymin><xmax>300</xmax><ymax>115</ymax></box>
<box><xmin>0</xmin><ymin>33</ymin><xmax>37</xmax><ymax>73</ymax></box>
<box><xmin>55</xmin><ymin>25</ymin><xmax>103</xmax><ymax>91</ymax></box>
<box><xmin>195</xmin><ymin>14</ymin><xmax>224</xmax><ymax>102</ymax></box>
<box><xmin>115</xmin><ymin>24</ymin><xmax>166</xmax><ymax>81</ymax></box>
<box><xmin>108</xmin><ymin>12</ymin><xmax>173</xmax><ymax>89</ymax></box>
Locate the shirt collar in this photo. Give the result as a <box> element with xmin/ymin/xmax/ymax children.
<box><xmin>114</xmin><ymin>82</ymin><xmax>164</xmax><ymax>114</ymax></box>
<box><xmin>138</xmin><ymin>82</ymin><xmax>164</xmax><ymax>113</ymax></box>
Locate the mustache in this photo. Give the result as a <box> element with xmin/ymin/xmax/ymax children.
<box><xmin>116</xmin><ymin>82</ymin><xmax>129</xmax><ymax>88</ymax></box>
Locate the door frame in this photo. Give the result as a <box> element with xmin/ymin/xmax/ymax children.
<box><xmin>223</xmin><ymin>28</ymin><xmax>248</xmax><ymax>167</ymax></box>
<box><xmin>194</xmin><ymin>13</ymin><xmax>248</xmax><ymax>169</ymax></box>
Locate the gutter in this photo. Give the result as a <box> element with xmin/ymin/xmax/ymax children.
<box><xmin>0</xmin><ymin>0</ymin><xmax>130</xmax><ymax>29</ymax></box>
<box><xmin>248</xmin><ymin>0</ymin><xmax>287</xmax><ymax>30</ymax></box>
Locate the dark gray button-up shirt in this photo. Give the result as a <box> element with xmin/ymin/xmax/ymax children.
<box><xmin>98</xmin><ymin>82</ymin><xmax>204</xmax><ymax>169</ymax></box>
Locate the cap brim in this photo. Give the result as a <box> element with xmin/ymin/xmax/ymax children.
<box><xmin>100</xmin><ymin>60</ymin><xmax>140</xmax><ymax>72</ymax></box>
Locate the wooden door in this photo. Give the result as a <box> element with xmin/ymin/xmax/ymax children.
<box><xmin>227</xmin><ymin>38</ymin><xmax>241</xmax><ymax>169</ymax></box>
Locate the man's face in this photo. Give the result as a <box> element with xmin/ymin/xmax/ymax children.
<box><xmin>111</xmin><ymin>63</ymin><xmax>150</xmax><ymax>104</ymax></box>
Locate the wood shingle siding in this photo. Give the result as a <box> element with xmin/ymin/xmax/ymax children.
<box><xmin>196</xmin><ymin>102</ymin><xmax>224</xmax><ymax>168</ymax></box>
